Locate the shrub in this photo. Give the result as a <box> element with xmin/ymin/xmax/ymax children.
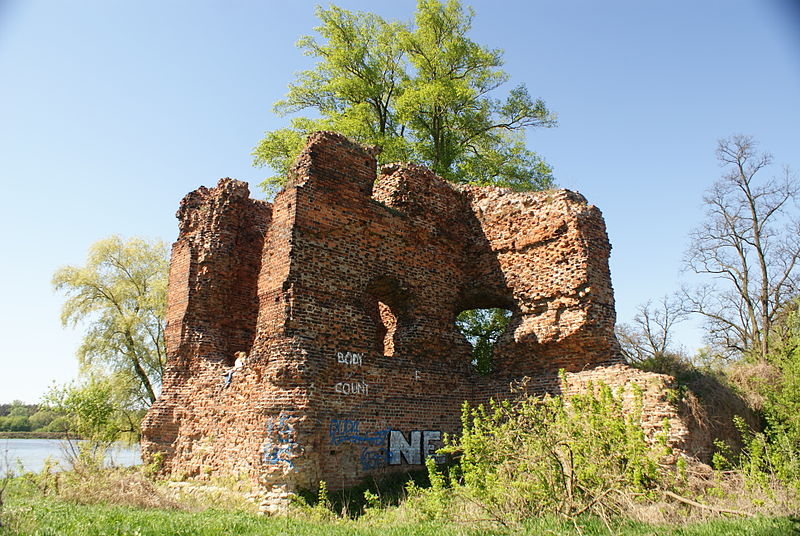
<box><xmin>709</xmin><ymin>304</ymin><xmax>800</xmax><ymax>495</ymax></box>
<box><xmin>713</xmin><ymin>416</ymin><xmax>800</xmax><ymax>496</ymax></box>
<box><xmin>409</xmin><ymin>381</ymin><xmax>678</xmax><ymax>526</ymax></box>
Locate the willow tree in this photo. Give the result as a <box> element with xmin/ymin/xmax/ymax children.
<box><xmin>253</xmin><ymin>0</ymin><xmax>556</xmax><ymax>194</ymax></box>
<box><xmin>53</xmin><ymin>236</ymin><xmax>168</xmax><ymax>406</ymax></box>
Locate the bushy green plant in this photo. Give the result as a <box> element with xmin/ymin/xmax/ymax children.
<box><xmin>292</xmin><ymin>480</ymin><xmax>342</xmax><ymax>521</ymax></box>
<box><xmin>144</xmin><ymin>451</ymin><xmax>164</xmax><ymax>478</ymax></box>
<box><xmin>765</xmin><ymin>310</ymin><xmax>800</xmax><ymax>436</ymax></box>
<box><xmin>408</xmin><ymin>458</ymin><xmax>451</xmax><ymax>520</ymax></box>
<box><xmin>42</xmin><ymin>377</ymin><xmax>140</xmax><ymax>467</ymax></box>
<box><xmin>410</xmin><ymin>381</ymin><xmax>677</xmax><ymax>525</ymax></box>
<box><xmin>711</xmin><ymin>303</ymin><xmax>800</xmax><ymax>494</ymax></box>
<box><xmin>713</xmin><ymin>415</ymin><xmax>800</xmax><ymax>495</ymax></box>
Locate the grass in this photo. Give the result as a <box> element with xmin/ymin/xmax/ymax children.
<box><xmin>0</xmin><ymin>478</ymin><xmax>797</xmax><ymax>536</ymax></box>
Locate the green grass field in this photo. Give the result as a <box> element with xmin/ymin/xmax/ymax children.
<box><xmin>1</xmin><ymin>483</ymin><xmax>797</xmax><ymax>536</ymax></box>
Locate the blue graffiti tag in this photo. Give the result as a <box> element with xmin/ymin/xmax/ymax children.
<box><xmin>263</xmin><ymin>415</ymin><xmax>297</xmax><ymax>469</ymax></box>
<box><xmin>329</xmin><ymin>419</ymin><xmax>389</xmax><ymax>447</ymax></box>
<box><xmin>359</xmin><ymin>447</ymin><xmax>387</xmax><ymax>471</ymax></box>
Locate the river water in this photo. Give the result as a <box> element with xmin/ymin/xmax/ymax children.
<box><xmin>0</xmin><ymin>438</ymin><xmax>141</xmax><ymax>475</ymax></box>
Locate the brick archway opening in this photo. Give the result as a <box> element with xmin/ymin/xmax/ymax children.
<box><xmin>366</xmin><ymin>277</ymin><xmax>406</xmax><ymax>357</ymax></box>
<box><xmin>376</xmin><ymin>301</ymin><xmax>397</xmax><ymax>356</ymax></box>
<box><xmin>455</xmin><ymin>308</ymin><xmax>512</xmax><ymax>374</ymax></box>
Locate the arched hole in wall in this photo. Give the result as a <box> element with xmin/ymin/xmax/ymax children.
<box><xmin>455</xmin><ymin>308</ymin><xmax>512</xmax><ymax>374</ymax></box>
<box><xmin>366</xmin><ymin>277</ymin><xmax>405</xmax><ymax>357</ymax></box>
<box><xmin>377</xmin><ymin>301</ymin><xmax>397</xmax><ymax>356</ymax></box>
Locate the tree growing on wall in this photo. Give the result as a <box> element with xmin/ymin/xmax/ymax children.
<box><xmin>682</xmin><ymin>135</ymin><xmax>799</xmax><ymax>360</ymax></box>
<box><xmin>52</xmin><ymin>236</ymin><xmax>169</xmax><ymax>407</ymax></box>
<box><xmin>253</xmin><ymin>0</ymin><xmax>556</xmax><ymax>194</ymax></box>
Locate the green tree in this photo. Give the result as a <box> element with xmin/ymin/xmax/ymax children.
<box><xmin>4</xmin><ymin>416</ymin><xmax>30</xmax><ymax>432</ymax></box>
<box><xmin>28</xmin><ymin>409</ymin><xmax>58</xmax><ymax>431</ymax></box>
<box><xmin>6</xmin><ymin>401</ymin><xmax>33</xmax><ymax>418</ymax></box>
<box><xmin>398</xmin><ymin>0</ymin><xmax>554</xmax><ymax>184</ymax></box>
<box><xmin>52</xmin><ymin>236</ymin><xmax>168</xmax><ymax>407</ymax></box>
<box><xmin>253</xmin><ymin>0</ymin><xmax>556</xmax><ymax>194</ymax></box>
<box><xmin>43</xmin><ymin>378</ymin><xmax>140</xmax><ymax>460</ymax></box>
<box><xmin>253</xmin><ymin>5</ymin><xmax>409</xmax><ymax>193</ymax></box>
<box><xmin>44</xmin><ymin>380</ymin><xmax>118</xmax><ymax>443</ymax></box>
<box><xmin>455</xmin><ymin>308</ymin><xmax>511</xmax><ymax>374</ymax></box>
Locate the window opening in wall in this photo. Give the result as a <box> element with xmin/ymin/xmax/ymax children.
<box><xmin>366</xmin><ymin>276</ymin><xmax>404</xmax><ymax>357</ymax></box>
<box><xmin>456</xmin><ymin>308</ymin><xmax>512</xmax><ymax>374</ymax></box>
<box><xmin>377</xmin><ymin>301</ymin><xmax>397</xmax><ymax>356</ymax></box>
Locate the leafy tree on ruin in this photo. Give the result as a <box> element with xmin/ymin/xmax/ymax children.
<box><xmin>456</xmin><ymin>308</ymin><xmax>511</xmax><ymax>374</ymax></box>
<box><xmin>253</xmin><ymin>0</ymin><xmax>556</xmax><ymax>194</ymax></box>
<box><xmin>52</xmin><ymin>236</ymin><xmax>169</xmax><ymax>407</ymax></box>
<box><xmin>682</xmin><ymin>135</ymin><xmax>800</xmax><ymax>360</ymax></box>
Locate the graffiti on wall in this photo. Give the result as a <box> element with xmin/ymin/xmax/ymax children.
<box><xmin>329</xmin><ymin>419</ymin><xmax>388</xmax><ymax>446</ymax></box>
<box><xmin>329</xmin><ymin>419</ymin><xmax>389</xmax><ymax>471</ymax></box>
<box><xmin>337</xmin><ymin>351</ymin><xmax>363</xmax><ymax>365</ymax></box>
<box><xmin>262</xmin><ymin>414</ymin><xmax>298</xmax><ymax>469</ymax></box>
<box><xmin>388</xmin><ymin>430</ymin><xmax>444</xmax><ymax>465</ymax></box>
<box><xmin>334</xmin><ymin>381</ymin><xmax>369</xmax><ymax>396</ymax></box>
<box><xmin>359</xmin><ymin>447</ymin><xmax>386</xmax><ymax>470</ymax></box>
<box><xmin>334</xmin><ymin>351</ymin><xmax>369</xmax><ymax>396</ymax></box>
<box><xmin>329</xmin><ymin>418</ymin><xmax>443</xmax><ymax>470</ymax></box>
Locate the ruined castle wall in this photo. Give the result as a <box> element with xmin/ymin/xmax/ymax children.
<box><xmin>142</xmin><ymin>132</ymin><xmax>712</xmax><ymax>507</ymax></box>
<box><xmin>269</xmin><ymin>137</ymin><xmax>476</xmax><ymax>490</ymax></box>
<box><xmin>141</xmin><ymin>179</ymin><xmax>272</xmax><ymax>477</ymax></box>
<box><xmin>166</xmin><ymin>180</ymin><xmax>271</xmax><ymax>362</ymax></box>
<box><xmin>463</xmin><ymin>187</ymin><xmax>622</xmax><ymax>377</ymax></box>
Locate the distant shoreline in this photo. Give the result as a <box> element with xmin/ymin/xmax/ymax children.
<box><xmin>0</xmin><ymin>431</ymin><xmax>76</xmax><ymax>440</ymax></box>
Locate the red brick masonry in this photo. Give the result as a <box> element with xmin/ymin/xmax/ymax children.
<box><xmin>141</xmin><ymin>132</ymin><xmax>711</xmax><ymax>510</ymax></box>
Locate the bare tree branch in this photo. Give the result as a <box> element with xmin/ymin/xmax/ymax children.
<box><xmin>683</xmin><ymin>135</ymin><xmax>799</xmax><ymax>359</ymax></box>
<box><xmin>617</xmin><ymin>294</ymin><xmax>688</xmax><ymax>364</ymax></box>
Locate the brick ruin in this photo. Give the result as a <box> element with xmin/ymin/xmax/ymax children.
<box><xmin>141</xmin><ymin>132</ymin><xmax>713</xmax><ymax>510</ymax></box>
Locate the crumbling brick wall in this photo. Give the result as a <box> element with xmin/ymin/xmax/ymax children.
<box><xmin>141</xmin><ymin>132</ymin><xmax>709</xmax><ymax>510</ymax></box>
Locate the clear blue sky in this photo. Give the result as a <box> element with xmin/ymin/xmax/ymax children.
<box><xmin>1</xmin><ymin>0</ymin><xmax>798</xmax><ymax>403</ymax></box>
